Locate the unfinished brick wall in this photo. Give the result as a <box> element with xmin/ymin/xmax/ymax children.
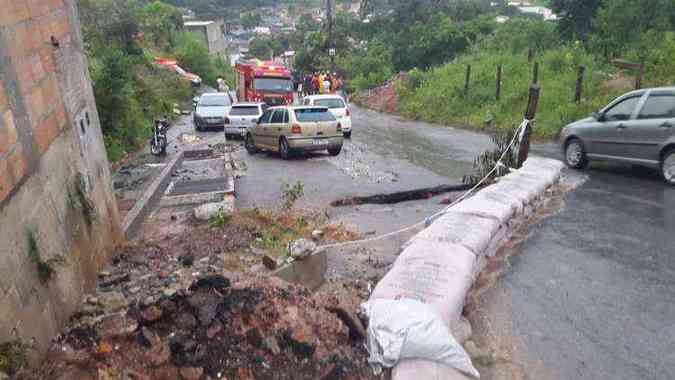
<box><xmin>0</xmin><ymin>0</ymin><xmax>121</xmax><ymax>357</ymax></box>
<box><xmin>357</xmin><ymin>73</ymin><xmax>409</xmax><ymax>114</ymax></box>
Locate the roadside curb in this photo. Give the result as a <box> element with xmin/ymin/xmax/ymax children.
<box><xmin>369</xmin><ymin>156</ymin><xmax>566</xmax><ymax>379</ymax></box>
<box><xmin>122</xmin><ymin>151</ymin><xmax>185</xmax><ymax>240</ymax></box>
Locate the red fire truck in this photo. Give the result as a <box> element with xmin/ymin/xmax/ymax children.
<box><xmin>235</xmin><ymin>60</ymin><xmax>294</xmax><ymax>106</ymax></box>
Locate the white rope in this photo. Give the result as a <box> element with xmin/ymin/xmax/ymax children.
<box><xmin>313</xmin><ymin>119</ymin><xmax>530</xmax><ymax>253</ymax></box>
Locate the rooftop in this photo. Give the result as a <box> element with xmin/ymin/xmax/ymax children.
<box><xmin>185</xmin><ymin>21</ymin><xmax>214</xmax><ymax>27</ymax></box>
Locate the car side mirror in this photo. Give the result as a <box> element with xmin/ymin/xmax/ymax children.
<box><xmin>592</xmin><ymin>112</ymin><xmax>604</xmax><ymax>122</ymax></box>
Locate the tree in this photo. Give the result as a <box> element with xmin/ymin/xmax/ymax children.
<box><xmin>139</xmin><ymin>1</ymin><xmax>183</xmax><ymax>50</ymax></box>
<box><xmin>249</xmin><ymin>36</ymin><xmax>283</xmax><ymax>59</ymax></box>
<box><xmin>549</xmin><ymin>0</ymin><xmax>603</xmax><ymax>41</ymax></box>
<box><xmin>241</xmin><ymin>13</ymin><xmax>263</xmax><ymax>30</ymax></box>
<box><xmin>592</xmin><ymin>0</ymin><xmax>675</xmax><ymax>57</ymax></box>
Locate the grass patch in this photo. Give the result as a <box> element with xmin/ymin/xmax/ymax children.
<box><xmin>0</xmin><ymin>340</ymin><xmax>28</xmax><ymax>375</ymax></box>
<box><xmin>398</xmin><ymin>46</ymin><xmax>625</xmax><ymax>139</ymax></box>
<box><xmin>229</xmin><ymin>208</ymin><xmax>358</xmax><ymax>259</ymax></box>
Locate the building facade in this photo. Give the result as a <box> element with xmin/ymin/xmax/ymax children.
<box><xmin>0</xmin><ymin>0</ymin><xmax>121</xmax><ymax>355</ymax></box>
<box><xmin>185</xmin><ymin>20</ymin><xmax>227</xmax><ymax>57</ymax></box>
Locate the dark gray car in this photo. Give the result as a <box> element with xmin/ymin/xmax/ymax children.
<box><xmin>560</xmin><ymin>87</ymin><xmax>675</xmax><ymax>185</ymax></box>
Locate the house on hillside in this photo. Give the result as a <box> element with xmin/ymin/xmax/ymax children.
<box><xmin>185</xmin><ymin>20</ymin><xmax>227</xmax><ymax>57</ymax></box>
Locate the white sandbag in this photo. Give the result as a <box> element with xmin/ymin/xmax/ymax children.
<box><xmin>361</xmin><ymin>298</ymin><xmax>479</xmax><ymax>379</ymax></box>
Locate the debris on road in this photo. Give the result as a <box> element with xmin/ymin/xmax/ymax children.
<box><xmin>20</xmin><ymin>275</ymin><xmax>379</xmax><ymax>380</ymax></box>
<box><xmin>331</xmin><ymin>183</ymin><xmax>474</xmax><ymax>207</ymax></box>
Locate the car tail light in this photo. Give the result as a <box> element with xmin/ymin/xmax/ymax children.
<box><xmin>224</xmin><ymin>117</ymin><xmax>230</xmax><ymax>125</ymax></box>
<box><xmin>346</xmin><ymin>108</ymin><xmax>351</xmax><ymax>116</ymax></box>
<box><xmin>291</xmin><ymin>124</ymin><xmax>302</xmax><ymax>134</ymax></box>
<box><xmin>337</xmin><ymin>123</ymin><xmax>342</xmax><ymax>131</ymax></box>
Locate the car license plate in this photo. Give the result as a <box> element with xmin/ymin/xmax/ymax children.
<box><xmin>312</xmin><ymin>139</ymin><xmax>326</xmax><ymax>146</ymax></box>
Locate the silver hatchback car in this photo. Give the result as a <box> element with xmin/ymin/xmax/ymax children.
<box><xmin>560</xmin><ymin>87</ymin><xmax>675</xmax><ymax>185</ymax></box>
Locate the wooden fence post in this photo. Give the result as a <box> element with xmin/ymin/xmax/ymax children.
<box><xmin>635</xmin><ymin>63</ymin><xmax>645</xmax><ymax>89</ymax></box>
<box><xmin>464</xmin><ymin>64</ymin><xmax>471</xmax><ymax>96</ymax></box>
<box><xmin>496</xmin><ymin>65</ymin><xmax>502</xmax><ymax>101</ymax></box>
<box><xmin>575</xmin><ymin>65</ymin><xmax>585</xmax><ymax>103</ymax></box>
<box><xmin>532</xmin><ymin>61</ymin><xmax>539</xmax><ymax>85</ymax></box>
<box><xmin>517</xmin><ymin>84</ymin><xmax>540</xmax><ymax>168</ymax></box>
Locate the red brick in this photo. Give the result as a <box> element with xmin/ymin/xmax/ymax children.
<box><xmin>15</xmin><ymin>59</ymin><xmax>34</xmax><ymax>95</ymax></box>
<box><xmin>28</xmin><ymin>54</ymin><xmax>46</xmax><ymax>85</ymax></box>
<box><xmin>7</xmin><ymin>145</ymin><xmax>27</xmax><ymax>183</ymax></box>
<box><xmin>9</xmin><ymin>2</ymin><xmax>30</xmax><ymax>24</ymax></box>
<box><xmin>26</xmin><ymin>84</ymin><xmax>46</xmax><ymax>123</ymax></box>
<box><xmin>52</xmin><ymin>10</ymin><xmax>70</xmax><ymax>39</ymax></box>
<box><xmin>4</xmin><ymin>110</ymin><xmax>18</xmax><ymax>145</ymax></box>
<box><xmin>39</xmin><ymin>47</ymin><xmax>56</xmax><ymax>73</ymax></box>
<box><xmin>0</xmin><ymin>157</ymin><xmax>13</xmax><ymax>203</ymax></box>
<box><xmin>0</xmin><ymin>80</ymin><xmax>8</xmax><ymax>110</ymax></box>
<box><xmin>38</xmin><ymin>15</ymin><xmax>54</xmax><ymax>43</ymax></box>
<box><xmin>27</xmin><ymin>19</ymin><xmax>45</xmax><ymax>52</ymax></box>
<box><xmin>8</xmin><ymin>23</ymin><xmax>30</xmax><ymax>58</ymax></box>
<box><xmin>33</xmin><ymin>111</ymin><xmax>59</xmax><ymax>154</ymax></box>
<box><xmin>41</xmin><ymin>76</ymin><xmax>58</xmax><ymax>114</ymax></box>
<box><xmin>54</xmin><ymin>101</ymin><xmax>67</xmax><ymax>130</ymax></box>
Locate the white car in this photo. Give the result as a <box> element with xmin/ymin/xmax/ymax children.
<box><xmin>225</xmin><ymin>103</ymin><xmax>268</xmax><ymax>138</ymax></box>
<box><xmin>302</xmin><ymin>95</ymin><xmax>352</xmax><ymax>138</ymax></box>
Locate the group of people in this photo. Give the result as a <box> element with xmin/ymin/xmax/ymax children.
<box><xmin>301</xmin><ymin>72</ymin><xmax>343</xmax><ymax>96</ymax></box>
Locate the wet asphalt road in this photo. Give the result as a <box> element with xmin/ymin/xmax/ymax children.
<box><xmin>178</xmin><ymin>102</ymin><xmax>675</xmax><ymax>379</ymax></box>
<box><xmin>485</xmin><ymin>162</ymin><xmax>675</xmax><ymax>380</ymax></box>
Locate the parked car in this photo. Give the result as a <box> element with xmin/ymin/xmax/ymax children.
<box><xmin>224</xmin><ymin>102</ymin><xmax>268</xmax><ymax>139</ymax></box>
<box><xmin>193</xmin><ymin>93</ymin><xmax>232</xmax><ymax>131</ymax></box>
<box><xmin>560</xmin><ymin>87</ymin><xmax>675</xmax><ymax>185</ymax></box>
<box><xmin>245</xmin><ymin>106</ymin><xmax>344</xmax><ymax>159</ymax></box>
<box><xmin>302</xmin><ymin>94</ymin><xmax>352</xmax><ymax>138</ymax></box>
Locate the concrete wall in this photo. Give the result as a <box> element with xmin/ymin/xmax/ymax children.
<box><xmin>186</xmin><ymin>21</ymin><xmax>227</xmax><ymax>57</ymax></box>
<box><xmin>0</xmin><ymin>0</ymin><xmax>121</xmax><ymax>355</ymax></box>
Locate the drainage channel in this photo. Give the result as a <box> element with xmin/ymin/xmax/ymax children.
<box><xmin>161</xmin><ymin>148</ymin><xmax>235</xmax><ymax>208</ymax></box>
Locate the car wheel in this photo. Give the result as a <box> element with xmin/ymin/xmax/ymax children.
<box><xmin>344</xmin><ymin>131</ymin><xmax>352</xmax><ymax>139</ymax></box>
<box><xmin>565</xmin><ymin>138</ymin><xmax>588</xmax><ymax>169</ymax></box>
<box><xmin>661</xmin><ymin>148</ymin><xmax>675</xmax><ymax>186</ymax></box>
<box><xmin>245</xmin><ymin>134</ymin><xmax>258</xmax><ymax>154</ymax></box>
<box><xmin>279</xmin><ymin>137</ymin><xmax>290</xmax><ymax>160</ymax></box>
<box><xmin>328</xmin><ymin>145</ymin><xmax>342</xmax><ymax>156</ymax></box>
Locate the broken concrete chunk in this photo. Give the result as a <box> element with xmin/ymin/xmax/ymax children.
<box><xmin>99</xmin><ymin>291</ymin><xmax>128</xmax><ymax>313</ymax></box>
<box><xmin>193</xmin><ymin>200</ymin><xmax>234</xmax><ymax>221</ymax></box>
<box><xmin>262</xmin><ymin>254</ymin><xmax>278</xmax><ymax>270</ymax></box>
<box><xmin>97</xmin><ymin>314</ymin><xmax>138</xmax><ymax>339</ymax></box>
<box><xmin>179</xmin><ymin>367</ymin><xmax>204</xmax><ymax>380</ymax></box>
<box><xmin>288</xmin><ymin>238</ymin><xmax>317</xmax><ymax>260</ymax></box>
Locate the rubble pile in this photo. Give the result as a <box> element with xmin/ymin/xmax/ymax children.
<box><xmin>24</xmin><ymin>275</ymin><xmax>378</xmax><ymax>380</ymax></box>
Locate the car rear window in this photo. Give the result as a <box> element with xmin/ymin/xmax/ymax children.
<box><xmin>314</xmin><ymin>98</ymin><xmax>345</xmax><ymax>109</ymax></box>
<box><xmin>199</xmin><ymin>95</ymin><xmax>230</xmax><ymax>107</ymax></box>
<box><xmin>294</xmin><ymin>108</ymin><xmax>336</xmax><ymax>122</ymax></box>
<box><xmin>230</xmin><ymin>106</ymin><xmax>260</xmax><ymax>116</ymax></box>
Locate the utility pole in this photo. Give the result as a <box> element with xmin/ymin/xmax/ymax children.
<box><xmin>326</xmin><ymin>0</ymin><xmax>335</xmax><ymax>72</ymax></box>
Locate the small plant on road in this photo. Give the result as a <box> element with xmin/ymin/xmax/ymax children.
<box><xmin>464</xmin><ymin>127</ymin><xmax>518</xmax><ymax>185</ymax></box>
<box><xmin>209</xmin><ymin>209</ymin><xmax>232</xmax><ymax>228</ymax></box>
<box><xmin>281</xmin><ymin>181</ymin><xmax>304</xmax><ymax>209</ymax></box>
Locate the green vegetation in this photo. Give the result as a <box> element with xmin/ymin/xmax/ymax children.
<box><xmin>79</xmin><ymin>0</ymin><xmax>234</xmax><ymax>162</ymax></box>
<box><xmin>396</xmin><ymin>0</ymin><xmax>675</xmax><ymax>138</ymax></box>
<box><xmin>0</xmin><ymin>340</ymin><xmax>28</xmax><ymax>375</ymax></box>
<box><xmin>398</xmin><ymin>43</ymin><xmax>614</xmax><ymax>138</ymax></box>
<box><xmin>26</xmin><ymin>230</ymin><xmax>64</xmax><ymax>284</ymax></box>
<box><xmin>281</xmin><ymin>181</ymin><xmax>305</xmax><ymax>209</ymax></box>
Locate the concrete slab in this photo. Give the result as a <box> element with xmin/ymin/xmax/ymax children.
<box><xmin>271</xmin><ymin>250</ymin><xmax>327</xmax><ymax>290</ymax></box>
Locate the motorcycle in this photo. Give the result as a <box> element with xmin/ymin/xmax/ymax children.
<box><xmin>149</xmin><ymin>118</ymin><xmax>169</xmax><ymax>156</ymax></box>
